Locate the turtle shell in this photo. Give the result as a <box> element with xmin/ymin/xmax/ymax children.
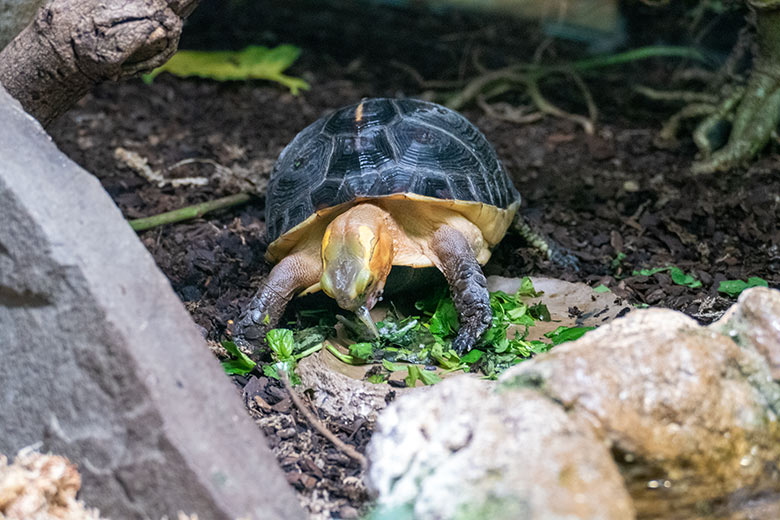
<box><xmin>264</xmin><ymin>98</ymin><xmax>521</xmax><ymax>262</ymax></box>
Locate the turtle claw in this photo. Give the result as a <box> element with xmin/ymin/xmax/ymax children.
<box><xmin>228</xmin><ymin>312</ymin><xmax>269</xmax><ymax>352</ymax></box>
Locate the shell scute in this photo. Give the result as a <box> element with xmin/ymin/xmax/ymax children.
<box><xmin>265</xmin><ymin>98</ymin><xmax>520</xmax><ymax>243</ymax></box>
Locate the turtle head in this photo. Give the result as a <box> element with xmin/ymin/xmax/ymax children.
<box><xmin>320</xmin><ymin>206</ymin><xmax>395</xmax><ymax>333</ymax></box>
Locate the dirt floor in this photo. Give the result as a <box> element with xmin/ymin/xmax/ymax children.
<box><xmin>47</xmin><ymin>2</ymin><xmax>779</xmax><ymax>517</ymax></box>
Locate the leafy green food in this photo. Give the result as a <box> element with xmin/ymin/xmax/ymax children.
<box><xmin>267</xmin><ymin>329</ymin><xmax>294</xmax><ymax>359</ymax></box>
<box><xmin>367</xmin><ymin>373</ymin><xmax>388</xmax><ymax>384</ymax></box>
<box><xmin>718</xmin><ymin>277</ymin><xmax>769</xmax><ymax>297</ymax></box>
<box><xmin>593</xmin><ymin>284</ymin><xmax>611</xmax><ymax>293</ymax></box>
<box><xmin>143</xmin><ymin>45</ymin><xmax>309</xmax><ymax>94</ymax></box>
<box><xmin>460</xmin><ymin>349</ymin><xmax>483</xmax><ymax>364</ymax></box>
<box><xmin>668</xmin><ymin>267</ymin><xmax>702</xmax><ymax>288</ymax></box>
<box><xmin>633</xmin><ymin>266</ymin><xmax>702</xmax><ymax>288</ymax></box>
<box><xmin>405</xmin><ymin>365</ymin><xmax>442</xmax><ymax>387</ymax></box>
<box><xmin>544</xmin><ymin>326</ymin><xmax>595</xmax><ymax>345</ymax></box>
<box><xmin>382</xmin><ymin>359</ymin><xmax>406</xmax><ymax>372</ymax></box>
<box><xmin>611</xmin><ymin>251</ymin><xmax>627</xmax><ymax>272</ymax></box>
<box><xmin>220</xmin><ymin>341</ymin><xmax>256</xmax><ymax>375</ymax></box>
<box><xmin>634</xmin><ymin>267</ymin><xmax>668</xmax><ymax>277</ymax></box>
<box><xmin>325</xmin><ymin>344</ymin><xmax>361</xmax><ymax>365</ymax></box>
<box><xmin>263</xmin><ymin>327</ymin><xmax>326</xmax><ymax>384</ymax></box>
<box><xmin>349</xmin><ymin>342</ymin><xmax>374</xmax><ymax>361</ymax></box>
<box><xmin>324</xmin><ymin>276</ymin><xmax>599</xmax><ymax>382</ymax></box>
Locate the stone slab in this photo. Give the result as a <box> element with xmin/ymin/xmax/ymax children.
<box><xmin>0</xmin><ymin>85</ymin><xmax>304</xmax><ymax>520</ymax></box>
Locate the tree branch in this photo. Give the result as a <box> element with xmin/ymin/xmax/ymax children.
<box><xmin>0</xmin><ymin>0</ymin><xmax>199</xmax><ymax>126</ymax></box>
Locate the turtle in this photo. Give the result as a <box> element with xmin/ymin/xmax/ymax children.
<box><xmin>233</xmin><ymin>97</ymin><xmax>556</xmax><ymax>354</ymax></box>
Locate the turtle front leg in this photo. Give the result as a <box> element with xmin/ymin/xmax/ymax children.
<box><xmin>232</xmin><ymin>252</ymin><xmax>321</xmax><ymax>352</ymax></box>
<box><xmin>430</xmin><ymin>225</ymin><xmax>492</xmax><ymax>355</ymax></box>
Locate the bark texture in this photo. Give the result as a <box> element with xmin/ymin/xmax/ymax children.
<box><xmin>0</xmin><ymin>0</ymin><xmax>198</xmax><ymax>126</ymax></box>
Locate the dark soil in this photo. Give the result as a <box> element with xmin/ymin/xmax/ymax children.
<box><xmin>47</xmin><ymin>2</ymin><xmax>779</xmax><ymax>517</ymax></box>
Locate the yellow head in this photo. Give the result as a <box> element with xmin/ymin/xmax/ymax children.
<box><xmin>320</xmin><ymin>206</ymin><xmax>394</xmax><ymax>320</ymax></box>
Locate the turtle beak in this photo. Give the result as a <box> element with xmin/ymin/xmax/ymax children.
<box><xmin>356</xmin><ymin>305</ymin><xmax>380</xmax><ymax>338</ymax></box>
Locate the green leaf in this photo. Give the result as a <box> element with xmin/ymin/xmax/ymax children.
<box><xmin>221</xmin><ymin>359</ymin><xmax>255</xmax><ymax>375</ymax></box>
<box><xmin>505</xmin><ymin>303</ymin><xmax>529</xmax><ymax>322</ymax></box>
<box><xmin>633</xmin><ymin>266</ymin><xmax>701</xmax><ymax>288</ymax></box>
<box><xmin>263</xmin><ymin>360</ymin><xmax>300</xmax><ymax>385</ymax></box>
<box><xmin>528</xmin><ymin>340</ymin><xmax>552</xmax><ymax>354</ymax></box>
<box><xmin>418</xmin><ymin>368</ymin><xmax>442</xmax><ymax>386</ymax></box>
<box><xmin>611</xmin><ymin>251</ymin><xmax>626</xmax><ymax>270</ymax></box>
<box><xmin>633</xmin><ymin>267</ymin><xmax>668</xmax><ymax>277</ymax></box>
<box><xmin>718</xmin><ymin>277</ymin><xmax>769</xmax><ymax>297</ymax></box>
<box><xmin>428</xmin><ymin>298</ymin><xmax>459</xmax><ymax>338</ymax></box>
<box><xmin>593</xmin><ymin>284</ymin><xmax>610</xmax><ymax>293</ymax></box>
<box><xmin>528</xmin><ymin>302</ymin><xmax>551</xmax><ymax>322</ymax></box>
<box><xmin>220</xmin><ymin>340</ymin><xmax>256</xmax><ymax>375</ymax></box>
<box><xmin>668</xmin><ymin>266</ymin><xmax>702</xmax><ymax>288</ymax></box>
<box><xmin>267</xmin><ymin>328</ymin><xmax>295</xmax><ymax>360</ymax></box>
<box><xmin>428</xmin><ymin>343</ymin><xmax>465</xmax><ymax>371</ymax></box>
<box><xmin>143</xmin><ymin>45</ymin><xmax>310</xmax><ymax>94</ymax></box>
<box><xmin>544</xmin><ymin>326</ymin><xmax>595</xmax><ymax>345</ymax></box>
<box><xmin>515</xmin><ymin>276</ymin><xmax>542</xmax><ymax>297</ymax></box>
<box><xmin>460</xmin><ymin>349</ymin><xmax>484</xmax><ymax>364</ymax></box>
<box><xmin>382</xmin><ymin>359</ymin><xmax>406</xmax><ymax>372</ymax></box>
<box><xmin>405</xmin><ymin>365</ymin><xmax>441</xmax><ymax>387</ymax></box>
<box><xmin>367</xmin><ymin>373</ymin><xmax>388</xmax><ymax>384</ymax></box>
<box><xmin>349</xmin><ymin>342</ymin><xmax>374</xmax><ymax>361</ymax></box>
<box><xmin>325</xmin><ymin>344</ymin><xmax>362</xmax><ymax>365</ymax></box>
<box><xmin>262</xmin><ymin>363</ymin><xmax>280</xmax><ymax>380</ymax></box>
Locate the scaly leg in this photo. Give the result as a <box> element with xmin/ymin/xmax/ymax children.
<box><xmin>232</xmin><ymin>252</ymin><xmax>321</xmax><ymax>352</ymax></box>
<box><xmin>430</xmin><ymin>225</ymin><xmax>492</xmax><ymax>354</ymax></box>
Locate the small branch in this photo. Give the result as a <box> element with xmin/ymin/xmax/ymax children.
<box><xmin>115</xmin><ymin>147</ymin><xmax>213</xmax><ymax>188</ymax></box>
<box><xmin>0</xmin><ymin>0</ymin><xmax>199</xmax><ymax>126</ymax></box>
<box><xmin>128</xmin><ymin>193</ymin><xmax>252</xmax><ymax>232</ymax></box>
<box><xmin>280</xmin><ymin>371</ymin><xmax>367</xmax><ymax>468</ymax></box>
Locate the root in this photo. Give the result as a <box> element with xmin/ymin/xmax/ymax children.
<box><xmin>656</xmin><ymin>103</ymin><xmax>717</xmax><ymax>147</ymax></box>
<box><xmin>441</xmin><ymin>45</ymin><xmax>707</xmax><ymax>133</ymax></box>
<box><xmin>525</xmin><ymin>73</ymin><xmax>596</xmax><ymax>134</ymax></box>
<box><xmin>691</xmin><ymin>66</ymin><xmax>780</xmax><ymax>174</ymax></box>
<box><xmin>691</xmin><ymin>84</ymin><xmax>746</xmax><ymax>157</ymax></box>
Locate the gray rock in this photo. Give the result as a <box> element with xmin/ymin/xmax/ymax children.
<box><xmin>366</xmin><ymin>377</ymin><xmax>635</xmax><ymax>520</ymax></box>
<box><xmin>505</xmin><ymin>303</ymin><xmax>780</xmax><ymax>518</ymax></box>
<box><xmin>0</xmin><ymin>85</ymin><xmax>304</xmax><ymax>519</ymax></box>
<box><xmin>713</xmin><ymin>287</ymin><xmax>780</xmax><ymax>380</ymax></box>
<box><xmin>367</xmin><ymin>289</ymin><xmax>780</xmax><ymax>519</ymax></box>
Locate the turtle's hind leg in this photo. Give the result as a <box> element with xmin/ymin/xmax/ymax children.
<box><xmin>430</xmin><ymin>225</ymin><xmax>492</xmax><ymax>355</ymax></box>
<box><xmin>232</xmin><ymin>252</ymin><xmax>321</xmax><ymax>352</ymax></box>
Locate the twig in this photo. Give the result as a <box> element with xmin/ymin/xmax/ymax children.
<box><xmin>164</xmin><ymin>157</ymin><xmax>234</xmax><ymax>177</ymax></box>
<box><xmin>129</xmin><ymin>193</ymin><xmax>253</xmax><ymax>232</ymax></box>
<box><xmin>279</xmin><ymin>371</ymin><xmax>367</xmax><ymax>468</ymax></box>
<box><xmin>114</xmin><ymin>147</ymin><xmax>212</xmax><ymax>188</ymax></box>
